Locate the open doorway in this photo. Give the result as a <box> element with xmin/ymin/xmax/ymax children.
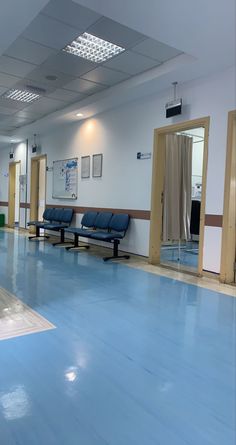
<box><xmin>220</xmin><ymin>110</ymin><xmax>236</xmax><ymax>284</ymax></box>
<box><xmin>30</xmin><ymin>155</ymin><xmax>46</xmax><ymax>233</ymax></box>
<box><xmin>8</xmin><ymin>161</ymin><xmax>21</xmax><ymax>227</ymax></box>
<box><xmin>160</xmin><ymin>128</ymin><xmax>204</xmax><ymax>273</ymax></box>
<box><xmin>149</xmin><ymin>117</ymin><xmax>209</xmax><ymax>276</ymax></box>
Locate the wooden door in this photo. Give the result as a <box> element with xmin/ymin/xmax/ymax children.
<box><xmin>220</xmin><ymin>111</ymin><xmax>236</xmax><ymax>283</ymax></box>
<box><xmin>149</xmin><ymin>117</ymin><xmax>209</xmax><ymax>277</ymax></box>
<box><xmin>29</xmin><ymin>159</ymin><xmax>39</xmax><ymax>234</ymax></box>
<box><xmin>38</xmin><ymin>158</ymin><xmax>46</xmax><ymax>221</ymax></box>
<box><xmin>8</xmin><ymin>163</ymin><xmax>16</xmax><ymax>227</ymax></box>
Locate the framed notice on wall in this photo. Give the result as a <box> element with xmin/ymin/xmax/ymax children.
<box><xmin>52</xmin><ymin>158</ymin><xmax>78</xmax><ymax>199</ymax></box>
<box><xmin>92</xmin><ymin>153</ymin><xmax>103</xmax><ymax>177</ymax></box>
<box><xmin>81</xmin><ymin>156</ymin><xmax>90</xmax><ymax>178</ymax></box>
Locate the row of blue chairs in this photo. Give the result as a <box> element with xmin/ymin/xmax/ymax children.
<box><xmin>28</xmin><ymin>207</ymin><xmax>73</xmax><ymax>241</ymax></box>
<box><xmin>28</xmin><ymin>208</ymin><xmax>130</xmax><ymax>261</ymax></box>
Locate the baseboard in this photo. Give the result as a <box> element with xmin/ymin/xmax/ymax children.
<box><xmin>202</xmin><ymin>270</ymin><xmax>220</xmax><ymax>280</ymax></box>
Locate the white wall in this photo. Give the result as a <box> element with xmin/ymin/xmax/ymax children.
<box><xmin>0</xmin><ymin>66</ymin><xmax>235</xmax><ymax>271</ymax></box>
<box><xmin>192</xmin><ymin>141</ymin><xmax>204</xmax><ymax>179</ymax></box>
<box><xmin>192</xmin><ymin>140</ymin><xmax>204</xmax><ymax>196</ymax></box>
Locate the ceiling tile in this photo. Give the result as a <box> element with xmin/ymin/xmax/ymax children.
<box><xmin>0</xmin><ymin>126</ymin><xmax>16</xmax><ymax>132</ymax></box>
<box><xmin>0</xmin><ymin>72</ymin><xmax>23</xmax><ymax>88</ymax></box>
<box><xmin>0</xmin><ymin>113</ymin><xmax>10</xmax><ymax>122</ymax></box>
<box><xmin>0</xmin><ymin>72</ymin><xmax>21</xmax><ymax>88</ymax></box>
<box><xmin>64</xmin><ymin>78</ymin><xmax>105</xmax><ymax>95</ymax></box>
<box><xmin>0</xmin><ymin>86</ymin><xmax>7</xmax><ymax>95</ymax></box>
<box><xmin>46</xmin><ymin>88</ymin><xmax>84</xmax><ymax>102</ymax></box>
<box><xmin>132</xmin><ymin>39</ymin><xmax>182</xmax><ymax>62</ymax></box>
<box><xmin>0</xmin><ymin>55</ymin><xmax>36</xmax><ymax>78</ymax></box>
<box><xmin>26</xmin><ymin>66</ymin><xmax>75</xmax><ymax>89</ymax></box>
<box><xmin>22</xmin><ymin>13</ymin><xmax>80</xmax><ymax>50</ymax></box>
<box><xmin>0</xmin><ymin>106</ymin><xmax>19</xmax><ymax>115</ymax></box>
<box><xmin>2</xmin><ymin>116</ymin><xmax>32</xmax><ymax>126</ymax></box>
<box><xmin>4</xmin><ymin>38</ymin><xmax>57</xmax><ymax>65</ymax></box>
<box><xmin>16</xmin><ymin>121</ymin><xmax>35</xmax><ymax>128</ymax></box>
<box><xmin>42</xmin><ymin>0</ymin><xmax>101</xmax><ymax>31</ymax></box>
<box><xmin>14</xmin><ymin>110</ymin><xmax>44</xmax><ymax>119</ymax></box>
<box><xmin>88</xmin><ymin>17</ymin><xmax>145</xmax><ymax>48</ymax></box>
<box><xmin>104</xmin><ymin>50</ymin><xmax>159</xmax><ymax>75</ymax></box>
<box><xmin>42</xmin><ymin>52</ymin><xmax>97</xmax><ymax>77</ymax></box>
<box><xmin>0</xmin><ymin>97</ymin><xmax>27</xmax><ymax>111</ymax></box>
<box><xmin>25</xmin><ymin>97</ymin><xmax>65</xmax><ymax>114</ymax></box>
<box><xmin>81</xmin><ymin>66</ymin><xmax>130</xmax><ymax>86</ymax></box>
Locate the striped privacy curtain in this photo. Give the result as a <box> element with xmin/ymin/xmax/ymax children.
<box><xmin>162</xmin><ymin>134</ymin><xmax>193</xmax><ymax>242</ymax></box>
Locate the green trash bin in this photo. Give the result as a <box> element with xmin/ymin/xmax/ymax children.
<box><xmin>0</xmin><ymin>214</ymin><xmax>5</xmax><ymax>227</ymax></box>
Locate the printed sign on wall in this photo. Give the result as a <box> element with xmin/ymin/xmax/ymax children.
<box><xmin>52</xmin><ymin>158</ymin><xmax>78</xmax><ymax>199</ymax></box>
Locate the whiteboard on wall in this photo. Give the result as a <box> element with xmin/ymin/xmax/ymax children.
<box><xmin>52</xmin><ymin>158</ymin><xmax>78</xmax><ymax>199</ymax></box>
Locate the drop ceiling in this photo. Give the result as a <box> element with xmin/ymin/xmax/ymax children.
<box><xmin>0</xmin><ymin>0</ymin><xmax>183</xmax><ymax>134</ymax></box>
<box><xmin>0</xmin><ymin>0</ymin><xmax>235</xmax><ymax>145</ymax></box>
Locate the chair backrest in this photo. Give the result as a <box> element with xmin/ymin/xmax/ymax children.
<box><xmin>81</xmin><ymin>211</ymin><xmax>98</xmax><ymax>228</ymax></box>
<box><xmin>51</xmin><ymin>208</ymin><xmax>63</xmax><ymax>222</ymax></box>
<box><xmin>60</xmin><ymin>208</ymin><xmax>74</xmax><ymax>223</ymax></box>
<box><xmin>43</xmin><ymin>207</ymin><xmax>73</xmax><ymax>224</ymax></box>
<box><xmin>94</xmin><ymin>212</ymin><xmax>113</xmax><ymax>230</ymax></box>
<box><xmin>109</xmin><ymin>213</ymin><xmax>130</xmax><ymax>234</ymax></box>
<box><xmin>43</xmin><ymin>208</ymin><xmax>54</xmax><ymax>221</ymax></box>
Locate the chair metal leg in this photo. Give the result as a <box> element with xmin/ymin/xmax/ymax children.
<box><xmin>52</xmin><ymin>229</ymin><xmax>73</xmax><ymax>246</ymax></box>
<box><xmin>66</xmin><ymin>233</ymin><xmax>78</xmax><ymax>250</ymax></box>
<box><xmin>103</xmin><ymin>239</ymin><xmax>130</xmax><ymax>261</ymax></box>
<box><xmin>66</xmin><ymin>234</ymin><xmax>90</xmax><ymax>251</ymax></box>
<box><xmin>29</xmin><ymin>226</ymin><xmax>50</xmax><ymax>241</ymax></box>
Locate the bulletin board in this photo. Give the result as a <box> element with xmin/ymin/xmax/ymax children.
<box><xmin>52</xmin><ymin>158</ymin><xmax>78</xmax><ymax>199</ymax></box>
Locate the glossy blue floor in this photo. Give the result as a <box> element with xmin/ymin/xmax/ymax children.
<box><xmin>0</xmin><ymin>229</ymin><xmax>235</xmax><ymax>445</ymax></box>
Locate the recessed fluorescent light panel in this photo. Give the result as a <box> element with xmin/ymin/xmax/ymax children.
<box><xmin>3</xmin><ymin>89</ymin><xmax>40</xmax><ymax>103</ymax></box>
<box><xmin>63</xmin><ymin>32</ymin><xmax>125</xmax><ymax>63</ymax></box>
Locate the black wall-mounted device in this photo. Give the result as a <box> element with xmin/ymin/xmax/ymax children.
<box><xmin>165</xmin><ymin>99</ymin><xmax>182</xmax><ymax>118</ymax></box>
<box><xmin>165</xmin><ymin>82</ymin><xmax>182</xmax><ymax>118</ymax></box>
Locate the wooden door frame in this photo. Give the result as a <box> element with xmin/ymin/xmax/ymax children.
<box><xmin>30</xmin><ymin>155</ymin><xmax>47</xmax><ymax>227</ymax></box>
<box><xmin>220</xmin><ymin>110</ymin><xmax>236</xmax><ymax>283</ymax></box>
<box><xmin>8</xmin><ymin>161</ymin><xmax>21</xmax><ymax>227</ymax></box>
<box><xmin>149</xmin><ymin>116</ymin><xmax>210</xmax><ymax>276</ymax></box>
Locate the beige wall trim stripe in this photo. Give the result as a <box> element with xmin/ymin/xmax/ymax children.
<box><xmin>0</xmin><ymin>202</ymin><xmax>30</xmax><ymax>209</ymax></box>
<box><xmin>46</xmin><ymin>204</ymin><xmax>150</xmax><ymax>220</ymax></box>
<box><xmin>205</xmin><ymin>214</ymin><xmax>223</xmax><ymax>227</ymax></box>
<box><xmin>0</xmin><ymin>201</ymin><xmax>224</xmax><ymax>226</ymax></box>
<box><xmin>1</xmin><ymin>201</ymin><xmax>149</xmax><ymax>219</ymax></box>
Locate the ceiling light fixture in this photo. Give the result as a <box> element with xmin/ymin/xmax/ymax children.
<box><xmin>63</xmin><ymin>32</ymin><xmax>125</xmax><ymax>63</ymax></box>
<box><xmin>3</xmin><ymin>89</ymin><xmax>40</xmax><ymax>103</ymax></box>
